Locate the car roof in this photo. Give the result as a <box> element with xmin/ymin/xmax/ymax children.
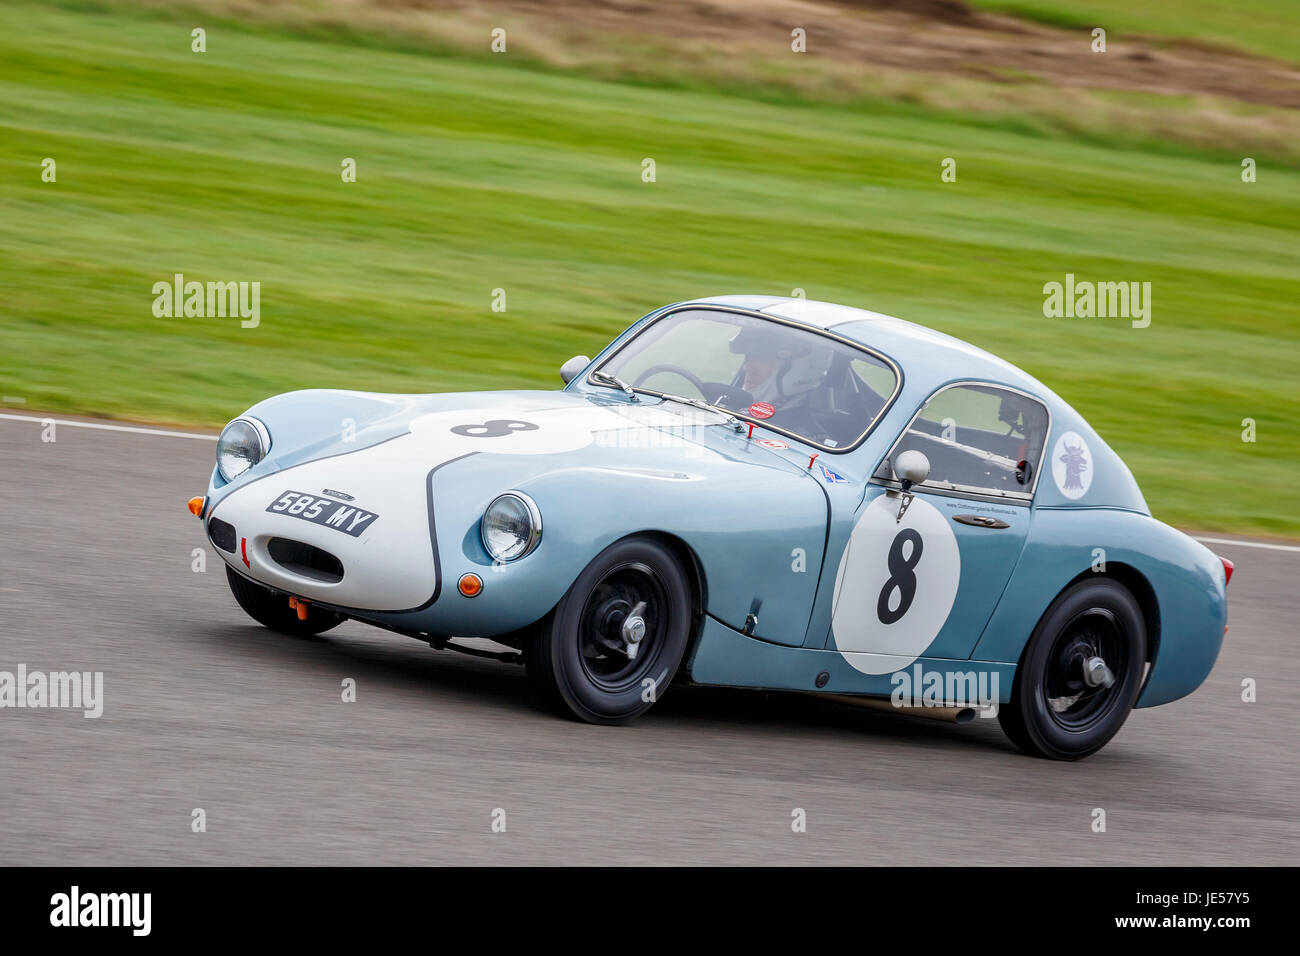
<box><xmin>666</xmin><ymin>296</ymin><xmax>1148</xmax><ymax>513</ymax></box>
<box><xmin>679</xmin><ymin>294</ymin><xmax>1054</xmax><ymax>402</ymax></box>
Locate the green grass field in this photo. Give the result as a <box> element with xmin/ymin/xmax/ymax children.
<box><xmin>1</xmin><ymin>2</ymin><xmax>1297</xmax><ymax>535</ymax></box>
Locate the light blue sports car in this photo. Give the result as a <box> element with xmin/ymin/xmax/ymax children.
<box><xmin>189</xmin><ymin>297</ymin><xmax>1231</xmax><ymax>759</ymax></box>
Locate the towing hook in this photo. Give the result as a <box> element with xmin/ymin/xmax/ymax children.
<box><xmin>288</xmin><ymin>596</ymin><xmax>310</xmax><ymax>621</ymax></box>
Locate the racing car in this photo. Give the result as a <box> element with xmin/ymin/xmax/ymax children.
<box><xmin>188</xmin><ymin>296</ymin><xmax>1230</xmax><ymax>759</ymax></box>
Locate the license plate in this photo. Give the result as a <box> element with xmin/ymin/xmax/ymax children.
<box><xmin>266</xmin><ymin>490</ymin><xmax>378</xmax><ymax>537</ymax></box>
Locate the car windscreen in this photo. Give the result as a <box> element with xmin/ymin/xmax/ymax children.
<box><xmin>594</xmin><ymin>309</ymin><xmax>898</xmax><ymax>451</ymax></box>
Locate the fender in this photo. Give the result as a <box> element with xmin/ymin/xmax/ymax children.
<box><xmin>971</xmin><ymin>507</ymin><xmax>1226</xmax><ymax>707</ymax></box>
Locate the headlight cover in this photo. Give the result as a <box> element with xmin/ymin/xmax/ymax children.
<box><xmin>216</xmin><ymin>417</ymin><xmax>270</xmax><ymax>482</ymax></box>
<box><xmin>481</xmin><ymin>492</ymin><xmax>541</xmax><ymax>562</ymax></box>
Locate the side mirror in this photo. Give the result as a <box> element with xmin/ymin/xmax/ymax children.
<box><xmin>559</xmin><ymin>355</ymin><xmax>591</xmax><ymax>385</ymax></box>
<box><xmin>893</xmin><ymin>449</ymin><xmax>930</xmax><ymax>491</ymax></box>
<box><xmin>888</xmin><ymin>449</ymin><xmax>930</xmax><ymax>523</ymax></box>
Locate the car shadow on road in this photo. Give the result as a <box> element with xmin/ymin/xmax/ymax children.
<box><xmin>194</xmin><ymin>619</ymin><xmax>1019</xmax><ymax>756</ymax></box>
<box><xmin>661</xmin><ymin>684</ymin><xmax>1017</xmax><ymax>755</ymax></box>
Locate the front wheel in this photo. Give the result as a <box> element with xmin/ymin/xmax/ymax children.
<box><xmin>526</xmin><ymin>536</ymin><xmax>694</xmax><ymax>724</ymax></box>
<box><xmin>999</xmin><ymin>578</ymin><xmax>1147</xmax><ymax>760</ymax></box>
<box><xmin>225</xmin><ymin>566</ymin><xmax>344</xmax><ymax>637</ymax></box>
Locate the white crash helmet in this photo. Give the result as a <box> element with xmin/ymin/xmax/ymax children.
<box><xmin>777</xmin><ymin>344</ymin><xmax>833</xmax><ymax>402</ymax></box>
<box><xmin>729</xmin><ymin>324</ymin><xmax>832</xmax><ymax>406</ymax></box>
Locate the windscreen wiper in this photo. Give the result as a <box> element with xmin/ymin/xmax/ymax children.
<box><xmin>590</xmin><ymin>370</ymin><xmax>638</xmax><ymax>402</ymax></box>
<box><xmin>658</xmin><ymin>392</ymin><xmax>745</xmax><ymax>432</ymax></box>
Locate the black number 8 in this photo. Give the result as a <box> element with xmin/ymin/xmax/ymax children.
<box><xmin>877</xmin><ymin>528</ymin><xmax>924</xmax><ymax>624</ymax></box>
<box><xmin>450</xmin><ymin>419</ymin><xmax>539</xmax><ymax>438</ymax></box>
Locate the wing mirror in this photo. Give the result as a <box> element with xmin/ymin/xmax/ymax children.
<box><xmin>893</xmin><ymin>449</ymin><xmax>930</xmax><ymax>490</ymax></box>
<box><xmin>887</xmin><ymin>450</ymin><xmax>930</xmax><ymax>522</ymax></box>
<box><xmin>559</xmin><ymin>355</ymin><xmax>591</xmax><ymax>385</ymax></box>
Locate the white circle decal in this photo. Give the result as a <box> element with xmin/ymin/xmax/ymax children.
<box><xmin>408</xmin><ymin>406</ymin><xmax>607</xmax><ymax>457</ymax></box>
<box><xmin>1051</xmin><ymin>430</ymin><xmax>1092</xmax><ymax>500</ymax></box>
<box><xmin>831</xmin><ymin>495</ymin><xmax>960</xmax><ymax>675</ymax></box>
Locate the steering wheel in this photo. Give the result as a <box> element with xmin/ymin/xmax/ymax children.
<box><xmin>633</xmin><ymin>363</ymin><xmax>707</xmax><ymax>396</ymax></box>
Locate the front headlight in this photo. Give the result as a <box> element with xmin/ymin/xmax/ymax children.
<box><xmin>216</xmin><ymin>417</ymin><xmax>270</xmax><ymax>482</ymax></box>
<box><xmin>481</xmin><ymin>492</ymin><xmax>542</xmax><ymax>562</ymax></box>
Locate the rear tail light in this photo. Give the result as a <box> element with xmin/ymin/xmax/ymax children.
<box><xmin>1220</xmin><ymin>556</ymin><xmax>1234</xmax><ymax>587</ymax></box>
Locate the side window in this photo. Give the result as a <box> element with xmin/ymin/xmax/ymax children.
<box><xmin>875</xmin><ymin>384</ymin><xmax>1049</xmax><ymax>498</ymax></box>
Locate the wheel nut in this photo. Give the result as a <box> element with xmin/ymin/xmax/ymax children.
<box><xmin>622</xmin><ymin>615</ymin><xmax>645</xmax><ymax>644</ymax></box>
<box><xmin>1083</xmin><ymin>656</ymin><xmax>1115</xmax><ymax>688</ymax></box>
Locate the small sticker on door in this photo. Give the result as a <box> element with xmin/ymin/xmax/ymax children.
<box><xmin>819</xmin><ymin>465</ymin><xmax>849</xmax><ymax>485</ymax></box>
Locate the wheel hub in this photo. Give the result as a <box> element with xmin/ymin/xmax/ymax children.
<box><xmin>620</xmin><ymin>602</ymin><xmax>647</xmax><ymax>658</ymax></box>
<box><xmin>578</xmin><ymin>564</ymin><xmax>666</xmax><ymax>686</ymax></box>
<box><xmin>1082</xmin><ymin>655</ymin><xmax>1115</xmax><ymax>688</ymax></box>
<box><xmin>1042</xmin><ymin>608</ymin><xmax>1128</xmax><ymax>729</ymax></box>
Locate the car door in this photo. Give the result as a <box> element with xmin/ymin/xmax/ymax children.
<box><xmin>827</xmin><ymin>382</ymin><xmax>1049</xmax><ymax>672</ymax></box>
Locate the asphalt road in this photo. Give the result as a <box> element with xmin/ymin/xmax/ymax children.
<box><xmin>1</xmin><ymin>414</ymin><xmax>1296</xmax><ymax>865</ymax></box>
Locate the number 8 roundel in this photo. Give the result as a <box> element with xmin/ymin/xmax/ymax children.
<box><xmin>831</xmin><ymin>494</ymin><xmax>961</xmax><ymax>675</ymax></box>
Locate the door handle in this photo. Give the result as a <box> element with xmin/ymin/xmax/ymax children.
<box><xmin>953</xmin><ymin>514</ymin><xmax>1010</xmax><ymax>529</ymax></box>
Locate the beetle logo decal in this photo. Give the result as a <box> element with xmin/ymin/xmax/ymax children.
<box><xmin>1051</xmin><ymin>431</ymin><xmax>1093</xmax><ymax>500</ymax></box>
<box><xmin>1059</xmin><ymin>442</ymin><xmax>1087</xmax><ymax>491</ymax></box>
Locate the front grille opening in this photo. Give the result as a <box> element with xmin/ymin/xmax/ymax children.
<box><xmin>267</xmin><ymin>537</ymin><xmax>344</xmax><ymax>584</ymax></box>
<box><xmin>208</xmin><ymin>516</ymin><xmax>237</xmax><ymax>553</ymax></box>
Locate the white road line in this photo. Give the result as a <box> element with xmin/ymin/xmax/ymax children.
<box><xmin>0</xmin><ymin>413</ymin><xmax>217</xmax><ymax>441</ymax></box>
<box><xmin>1194</xmin><ymin>536</ymin><xmax>1300</xmax><ymax>554</ymax></box>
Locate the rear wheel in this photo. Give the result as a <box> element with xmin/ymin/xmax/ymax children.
<box><xmin>526</xmin><ymin>537</ymin><xmax>693</xmax><ymax>724</ymax></box>
<box><xmin>999</xmin><ymin>578</ymin><xmax>1147</xmax><ymax>760</ymax></box>
<box><xmin>225</xmin><ymin>566</ymin><xmax>344</xmax><ymax>637</ymax></box>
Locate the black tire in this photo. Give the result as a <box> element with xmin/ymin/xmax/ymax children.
<box><xmin>526</xmin><ymin>536</ymin><xmax>693</xmax><ymax>724</ymax></box>
<box><xmin>225</xmin><ymin>566</ymin><xmax>344</xmax><ymax>637</ymax></box>
<box><xmin>999</xmin><ymin>578</ymin><xmax>1147</xmax><ymax>760</ymax></box>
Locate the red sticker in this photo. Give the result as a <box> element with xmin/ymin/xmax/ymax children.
<box><xmin>756</xmin><ymin>438</ymin><xmax>788</xmax><ymax>450</ymax></box>
<box><xmin>749</xmin><ymin>402</ymin><xmax>775</xmax><ymax>419</ymax></box>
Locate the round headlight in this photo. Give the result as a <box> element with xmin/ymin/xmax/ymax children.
<box><xmin>216</xmin><ymin>417</ymin><xmax>270</xmax><ymax>482</ymax></box>
<box><xmin>481</xmin><ymin>492</ymin><xmax>541</xmax><ymax>562</ymax></box>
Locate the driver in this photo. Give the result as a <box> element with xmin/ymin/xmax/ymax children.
<box><xmin>728</xmin><ymin>324</ymin><xmax>832</xmax><ymax>411</ymax></box>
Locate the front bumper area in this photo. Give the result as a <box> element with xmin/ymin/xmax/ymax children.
<box><xmin>206</xmin><ymin>469</ymin><xmax>438</xmax><ymax>613</ymax></box>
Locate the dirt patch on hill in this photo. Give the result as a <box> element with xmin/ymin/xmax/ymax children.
<box><xmin>106</xmin><ymin>0</ymin><xmax>1300</xmax><ymax>153</ymax></box>
<box><xmin>456</xmin><ymin>0</ymin><xmax>1300</xmax><ymax>109</ymax></box>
